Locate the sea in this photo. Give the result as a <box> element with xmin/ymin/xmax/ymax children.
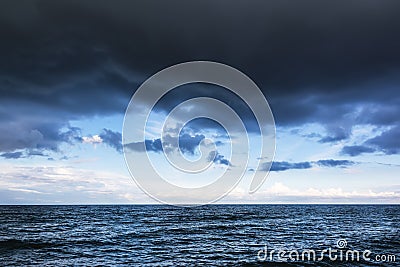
<box><xmin>0</xmin><ymin>205</ymin><xmax>398</xmax><ymax>266</ymax></box>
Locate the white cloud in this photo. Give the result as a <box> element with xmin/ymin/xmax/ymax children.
<box><xmin>82</xmin><ymin>135</ymin><xmax>103</xmax><ymax>144</ymax></box>
<box><xmin>0</xmin><ymin>164</ymin><xmax>152</xmax><ymax>204</ymax></box>
<box><xmin>225</xmin><ymin>182</ymin><xmax>400</xmax><ymax>204</ymax></box>
<box><xmin>1</xmin><ymin>163</ymin><xmax>398</xmax><ymax>204</ymax></box>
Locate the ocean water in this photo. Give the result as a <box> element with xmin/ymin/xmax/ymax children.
<box><xmin>0</xmin><ymin>205</ymin><xmax>398</xmax><ymax>266</ymax></box>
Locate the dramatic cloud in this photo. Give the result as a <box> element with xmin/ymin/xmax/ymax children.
<box><xmin>341</xmin><ymin>145</ymin><xmax>376</xmax><ymax>157</ymax></box>
<box><xmin>261</xmin><ymin>159</ymin><xmax>356</xmax><ymax>172</ymax></box>
<box><xmin>125</xmin><ymin>133</ymin><xmax>207</xmax><ymax>155</ymax></box>
<box><xmin>315</xmin><ymin>159</ymin><xmax>354</xmax><ymax>168</ymax></box>
<box><xmin>0</xmin><ymin>115</ymin><xmax>81</xmax><ymax>154</ymax></box>
<box><xmin>176</xmin><ymin>134</ymin><xmax>205</xmax><ymax>155</ymax></box>
<box><xmin>365</xmin><ymin>126</ymin><xmax>400</xmax><ymax>155</ymax></box>
<box><xmin>270</xmin><ymin>161</ymin><xmax>312</xmax><ymax>172</ymax></box>
<box><xmin>214</xmin><ymin>154</ymin><xmax>231</xmax><ymax>166</ymax></box>
<box><xmin>81</xmin><ymin>129</ymin><xmax>122</xmax><ymax>152</ymax></box>
<box><xmin>207</xmin><ymin>152</ymin><xmax>231</xmax><ymax>166</ymax></box>
<box><xmin>341</xmin><ymin>126</ymin><xmax>400</xmax><ymax>156</ymax></box>
<box><xmin>125</xmin><ymin>132</ymin><xmax>232</xmax><ymax>166</ymax></box>
<box><xmin>319</xmin><ymin>126</ymin><xmax>351</xmax><ymax>143</ymax></box>
<box><xmin>0</xmin><ymin>150</ymin><xmax>49</xmax><ymax>159</ymax></box>
<box><xmin>144</xmin><ymin>139</ymin><xmax>163</xmax><ymax>153</ymax></box>
<box><xmin>0</xmin><ymin>0</ymin><xmax>399</xmax><ymax>157</ymax></box>
<box><xmin>0</xmin><ymin>152</ymin><xmax>23</xmax><ymax>159</ymax></box>
<box><xmin>99</xmin><ymin>129</ymin><xmax>122</xmax><ymax>152</ymax></box>
<box><xmin>1</xmin><ymin>2</ymin><xmax>399</xmax><ymax>114</ymax></box>
<box><xmin>125</xmin><ymin>139</ymin><xmax>162</xmax><ymax>153</ymax></box>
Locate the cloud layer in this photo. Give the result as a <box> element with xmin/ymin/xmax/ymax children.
<box><xmin>262</xmin><ymin>159</ymin><xmax>355</xmax><ymax>172</ymax></box>
<box><xmin>1</xmin><ymin>1</ymin><xmax>400</xmax><ymax>154</ymax></box>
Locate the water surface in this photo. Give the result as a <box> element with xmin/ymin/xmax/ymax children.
<box><xmin>1</xmin><ymin>205</ymin><xmax>398</xmax><ymax>266</ymax></box>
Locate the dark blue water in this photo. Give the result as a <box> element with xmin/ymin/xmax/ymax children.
<box><xmin>0</xmin><ymin>205</ymin><xmax>398</xmax><ymax>266</ymax></box>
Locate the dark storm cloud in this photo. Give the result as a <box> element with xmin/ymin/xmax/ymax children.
<box><xmin>125</xmin><ymin>134</ymin><xmax>205</xmax><ymax>155</ymax></box>
<box><xmin>214</xmin><ymin>154</ymin><xmax>231</xmax><ymax>166</ymax></box>
<box><xmin>341</xmin><ymin>145</ymin><xmax>376</xmax><ymax>157</ymax></box>
<box><xmin>269</xmin><ymin>161</ymin><xmax>312</xmax><ymax>172</ymax></box>
<box><xmin>0</xmin><ymin>150</ymin><xmax>49</xmax><ymax>159</ymax></box>
<box><xmin>207</xmin><ymin>151</ymin><xmax>231</xmax><ymax>166</ymax></box>
<box><xmin>177</xmin><ymin>134</ymin><xmax>205</xmax><ymax>155</ymax></box>
<box><xmin>262</xmin><ymin>159</ymin><xmax>355</xmax><ymax>172</ymax></box>
<box><xmin>0</xmin><ymin>151</ymin><xmax>23</xmax><ymax>159</ymax></box>
<box><xmin>99</xmin><ymin>129</ymin><xmax>122</xmax><ymax>152</ymax></box>
<box><xmin>124</xmin><ymin>132</ymin><xmax>231</xmax><ymax>167</ymax></box>
<box><xmin>366</xmin><ymin>126</ymin><xmax>400</xmax><ymax>155</ymax></box>
<box><xmin>1</xmin><ymin>0</ymin><xmax>400</xmax><ymax>153</ymax></box>
<box><xmin>124</xmin><ymin>139</ymin><xmax>162</xmax><ymax>153</ymax></box>
<box><xmin>342</xmin><ymin>126</ymin><xmax>400</xmax><ymax>156</ymax></box>
<box><xmin>315</xmin><ymin>159</ymin><xmax>355</xmax><ymax>168</ymax></box>
<box><xmin>319</xmin><ymin>126</ymin><xmax>351</xmax><ymax>143</ymax></box>
<box><xmin>144</xmin><ymin>139</ymin><xmax>163</xmax><ymax>153</ymax></box>
<box><xmin>26</xmin><ymin>150</ymin><xmax>48</xmax><ymax>157</ymax></box>
<box><xmin>0</xmin><ymin>114</ymin><xmax>81</xmax><ymax>153</ymax></box>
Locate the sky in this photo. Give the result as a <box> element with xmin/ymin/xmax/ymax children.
<box><xmin>0</xmin><ymin>0</ymin><xmax>399</xmax><ymax>204</ymax></box>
